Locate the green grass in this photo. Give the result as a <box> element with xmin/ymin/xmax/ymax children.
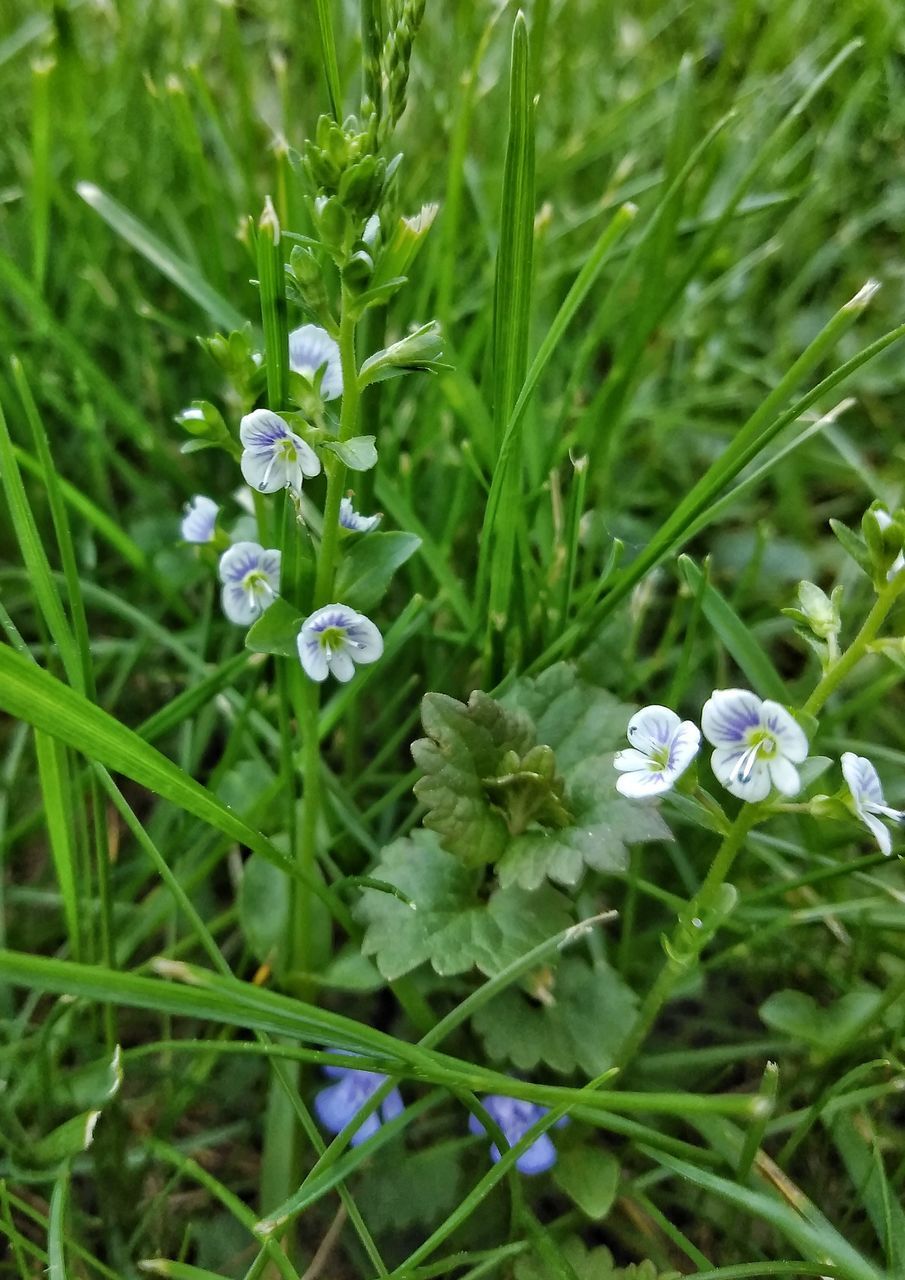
<box><xmin>2</xmin><ymin>0</ymin><xmax>905</xmax><ymax>1277</ymax></box>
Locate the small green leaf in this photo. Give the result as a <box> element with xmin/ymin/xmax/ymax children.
<box><xmin>238</xmin><ymin>855</ymin><xmax>291</xmax><ymax>967</ymax></box>
<box><xmin>357</xmin><ymin>1144</ymin><xmax>464</xmax><ymax>1232</ymax></box>
<box><xmin>356</xmin><ymin>831</ymin><xmax>573</xmax><ymax>980</ymax></box>
<box><xmin>472</xmin><ymin>956</ymin><xmax>638</xmax><ymax>1076</ymax></box>
<box><xmin>502</xmin><ymin>663</ymin><xmax>635</xmax><ymax>772</ymax></box>
<box><xmin>554</xmin><ymin>1147</ymin><xmax>620</xmax><ymax>1220</ymax></box>
<box><xmin>31</xmin><ymin>1110</ymin><xmax>102</xmax><ymax>1165</ymax></box>
<box><xmin>830</xmin><ymin>517</ymin><xmax>873</xmax><ymax>577</ymax></box>
<box><xmin>321</xmin><ymin>434</ymin><xmax>378</xmax><ymax>471</ymax></box>
<box><xmin>514</xmin><ymin>1235</ymin><xmax>680</xmax><ymax>1280</ymax></box>
<box><xmin>245</xmin><ymin>598</ymin><xmax>304</xmax><ymax>658</ymax></box>
<box><xmin>334</xmin><ymin>530</ymin><xmax>421</xmax><ymax>612</ymax></box>
<box><xmin>759</xmin><ymin>987</ymin><xmax>883</xmax><ymax>1054</ymax></box>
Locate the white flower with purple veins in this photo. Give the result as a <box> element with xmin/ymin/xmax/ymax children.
<box><xmin>297</xmin><ymin>604</ymin><xmax>383</xmax><ymax>683</ymax></box>
<box><xmin>841</xmin><ymin>752</ymin><xmax>904</xmax><ymax>855</ymax></box>
<box><xmin>218</xmin><ymin>542</ymin><xmax>281</xmax><ymax>626</ymax></box>
<box><xmin>288</xmin><ymin>324</ymin><xmax>343</xmax><ymax>400</ymax></box>
<box><xmin>614</xmin><ymin>706</ymin><xmax>701</xmax><ymax>798</ymax></box>
<box><xmin>181</xmin><ymin>495</ymin><xmax>219</xmax><ymax>543</ymax></box>
<box><xmin>702</xmin><ymin>689</ymin><xmax>808</xmax><ymax>802</ymax></box>
<box><xmin>339</xmin><ymin>496</ymin><xmax>381</xmax><ymax>533</ymax></box>
<box><xmin>239</xmin><ymin>409</ymin><xmax>321</xmax><ymax>494</ymax></box>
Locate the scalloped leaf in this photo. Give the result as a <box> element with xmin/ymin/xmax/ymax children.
<box><xmin>497</xmin><ymin>754</ymin><xmax>669</xmax><ymax>890</ymax></box>
<box><xmin>355</xmin><ymin>830</ymin><xmax>573</xmax><ymax>980</ymax></box>
<box><xmin>515</xmin><ymin>1236</ymin><xmax>680</xmax><ymax>1280</ymax></box>
<box><xmin>502</xmin><ymin>662</ymin><xmax>635</xmax><ymax>771</ymax></box>
<box><xmin>471</xmin><ymin>955</ymin><xmax>638</xmax><ymax>1076</ymax></box>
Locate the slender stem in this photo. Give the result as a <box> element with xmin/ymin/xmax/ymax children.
<box><xmin>804</xmin><ymin>576</ymin><xmax>903</xmax><ymax>716</ymax></box>
<box><xmin>616</xmin><ymin>804</ymin><xmax>761</xmax><ymax>1071</ymax></box>
<box><xmin>314</xmin><ymin>291</ymin><xmax>360</xmax><ymax>607</ymax></box>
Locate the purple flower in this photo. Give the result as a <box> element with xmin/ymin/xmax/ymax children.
<box><xmin>614</xmin><ymin>705</ymin><xmax>700</xmax><ymax>798</ymax></box>
<box><xmin>841</xmin><ymin>752</ymin><xmax>904</xmax><ymax>855</ymax></box>
<box><xmin>701</xmin><ymin>689</ymin><xmax>808</xmax><ymax>802</ymax></box>
<box><xmin>314</xmin><ymin>1063</ymin><xmax>404</xmax><ymax>1145</ymax></box>
<box><xmin>218</xmin><ymin>541</ymin><xmax>280</xmax><ymax>626</ymax></box>
<box><xmin>181</xmin><ymin>494</ymin><xmax>219</xmax><ymax>543</ymax></box>
<box><xmin>239</xmin><ymin>408</ymin><xmax>321</xmax><ymax>494</ymax></box>
<box><xmin>288</xmin><ymin>324</ymin><xmax>343</xmax><ymax>401</ymax></box>
<box><xmin>339</xmin><ymin>496</ymin><xmax>381</xmax><ymax>533</ymax></box>
<box><xmin>468</xmin><ymin>1094</ymin><xmax>565</xmax><ymax>1176</ymax></box>
<box><xmin>297</xmin><ymin>603</ymin><xmax>383</xmax><ymax>683</ymax></box>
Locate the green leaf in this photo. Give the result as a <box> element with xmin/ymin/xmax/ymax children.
<box><xmin>515</xmin><ymin>1236</ymin><xmax>680</xmax><ymax>1280</ymax></box>
<box><xmin>472</xmin><ymin>956</ymin><xmax>638</xmax><ymax>1076</ymax></box>
<box><xmin>238</xmin><ymin>855</ymin><xmax>291</xmax><ymax>967</ymax></box>
<box><xmin>759</xmin><ymin>987</ymin><xmax>884</xmax><ymax>1055</ymax></box>
<box><xmin>553</xmin><ymin>1147</ymin><xmax>620</xmax><ymax>1220</ymax></box>
<box><xmin>502</xmin><ymin>663</ymin><xmax>635</xmax><ymax>772</ymax></box>
<box><xmin>497</xmin><ymin>755</ymin><xmax>669</xmax><ymax>890</ymax></box>
<box><xmin>356</xmin><ymin>1144</ymin><xmax>465</xmax><ymax>1233</ymax></box>
<box><xmin>356</xmin><ymin>831</ymin><xmax>573</xmax><ymax>980</ymax></box>
<box><xmin>830</xmin><ymin>517</ymin><xmax>874</xmax><ymax>577</ymax></box>
<box><xmin>245</xmin><ymin>598</ymin><xmax>304</xmax><ymax>658</ymax></box>
<box><xmin>334</xmin><ymin>530</ymin><xmax>421</xmax><ymax>612</ymax></box>
<box><xmin>31</xmin><ymin>1111</ymin><xmax>101</xmax><ymax>1166</ymax></box>
<box><xmin>321</xmin><ymin>434</ymin><xmax>378</xmax><ymax>471</ymax></box>
<box><xmin>412</xmin><ymin>691</ymin><xmax>537</xmax><ymax>868</ymax></box>
<box><xmin>358</xmin><ymin>321</ymin><xmax>446</xmax><ymax>387</ymax></box>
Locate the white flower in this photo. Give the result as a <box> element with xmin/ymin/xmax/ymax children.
<box><xmin>702</xmin><ymin>689</ymin><xmax>808</xmax><ymax>802</ymax></box>
<box><xmin>297</xmin><ymin>604</ymin><xmax>383</xmax><ymax>683</ymax></box>
<box><xmin>613</xmin><ymin>705</ymin><xmax>700</xmax><ymax>798</ymax></box>
<box><xmin>218</xmin><ymin>541</ymin><xmax>281</xmax><ymax>626</ymax></box>
<box><xmin>288</xmin><ymin>324</ymin><xmax>343</xmax><ymax>400</ymax></box>
<box><xmin>841</xmin><ymin>752</ymin><xmax>903</xmax><ymax>855</ymax></box>
<box><xmin>181</xmin><ymin>495</ymin><xmax>219</xmax><ymax>543</ymax></box>
<box><xmin>239</xmin><ymin>409</ymin><xmax>321</xmax><ymax>494</ymax></box>
<box><xmin>339</xmin><ymin>497</ymin><xmax>381</xmax><ymax>533</ymax></box>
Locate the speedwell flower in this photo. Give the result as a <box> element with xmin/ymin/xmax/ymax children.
<box><xmin>841</xmin><ymin>752</ymin><xmax>904</xmax><ymax>855</ymax></box>
<box><xmin>288</xmin><ymin>324</ymin><xmax>343</xmax><ymax>400</ymax></box>
<box><xmin>339</xmin><ymin>496</ymin><xmax>381</xmax><ymax>533</ymax></box>
<box><xmin>181</xmin><ymin>494</ymin><xmax>219</xmax><ymax>543</ymax></box>
<box><xmin>614</xmin><ymin>705</ymin><xmax>700</xmax><ymax>798</ymax></box>
<box><xmin>702</xmin><ymin>689</ymin><xmax>808</xmax><ymax>802</ymax></box>
<box><xmin>314</xmin><ymin>1062</ymin><xmax>404</xmax><ymax>1146</ymax></box>
<box><xmin>218</xmin><ymin>542</ymin><xmax>280</xmax><ymax>626</ymax></box>
<box><xmin>297</xmin><ymin>604</ymin><xmax>383</xmax><ymax>683</ymax></box>
<box><xmin>468</xmin><ymin>1095</ymin><xmax>565</xmax><ymax>1176</ymax></box>
<box><xmin>239</xmin><ymin>409</ymin><xmax>321</xmax><ymax>494</ymax></box>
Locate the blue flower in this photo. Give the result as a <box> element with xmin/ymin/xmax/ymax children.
<box><xmin>614</xmin><ymin>704</ymin><xmax>700</xmax><ymax>799</ymax></box>
<box><xmin>239</xmin><ymin>409</ymin><xmax>321</xmax><ymax>494</ymax></box>
<box><xmin>289</xmin><ymin>324</ymin><xmax>343</xmax><ymax>401</ymax></box>
<box><xmin>339</xmin><ymin>496</ymin><xmax>381</xmax><ymax>533</ymax></box>
<box><xmin>218</xmin><ymin>541</ymin><xmax>281</xmax><ymax>626</ymax></box>
<box><xmin>181</xmin><ymin>494</ymin><xmax>219</xmax><ymax>544</ymax></box>
<box><xmin>297</xmin><ymin>603</ymin><xmax>383</xmax><ymax>683</ymax></box>
<box><xmin>841</xmin><ymin>752</ymin><xmax>904</xmax><ymax>855</ymax></box>
<box><xmin>314</xmin><ymin>1063</ymin><xmax>404</xmax><ymax>1145</ymax></box>
<box><xmin>468</xmin><ymin>1094</ymin><xmax>565</xmax><ymax>1175</ymax></box>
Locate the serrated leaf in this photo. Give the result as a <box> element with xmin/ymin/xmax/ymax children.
<box><xmin>334</xmin><ymin>530</ymin><xmax>421</xmax><ymax>612</ymax></box>
<box><xmin>321</xmin><ymin>434</ymin><xmax>378</xmax><ymax>471</ymax></box>
<box><xmin>515</xmin><ymin>1235</ymin><xmax>680</xmax><ymax>1280</ymax></box>
<box><xmin>503</xmin><ymin>663</ymin><xmax>635</xmax><ymax>772</ymax></box>
<box><xmin>554</xmin><ymin>1147</ymin><xmax>620</xmax><ymax>1220</ymax></box>
<box><xmin>412</xmin><ymin>690</ymin><xmax>537</xmax><ymax>868</ymax></box>
<box><xmin>355</xmin><ymin>831</ymin><xmax>573</xmax><ymax>980</ymax></box>
<box><xmin>245</xmin><ymin>598</ymin><xmax>304</xmax><ymax>658</ymax></box>
<box><xmin>497</xmin><ymin>755</ymin><xmax>669</xmax><ymax>890</ymax></box>
<box><xmin>472</xmin><ymin>956</ymin><xmax>638</xmax><ymax>1076</ymax></box>
<box><xmin>356</xmin><ymin>1143</ymin><xmax>464</xmax><ymax>1232</ymax></box>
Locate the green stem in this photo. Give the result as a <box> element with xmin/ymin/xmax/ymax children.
<box><xmin>804</xmin><ymin>576</ymin><xmax>903</xmax><ymax>717</ymax></box>
<box><xmin>314</xmin><ymin>292</ymin><xmax>360</xmax><ymax>607</ymax></box>
<box><xmin>616</xmin><ymin>804</ymin><xmax>761</xmax><ymax>1071</ymax></box>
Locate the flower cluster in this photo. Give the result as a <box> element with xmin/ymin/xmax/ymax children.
<box><xmin>314</xmin><ymin>1066</ymin><xmax>564</xmax><ymax>1175</ymax></box>
<box><xmin>178</xmin><ymin>320</ymin><xmax>389</xmax><ymax>685</ymax></box>
<box><xmin>615</xmin><ymin>688</ymin><xmax>902</xmax><ymax>855</ymax></box>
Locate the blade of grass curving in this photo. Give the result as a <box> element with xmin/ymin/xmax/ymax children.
<box><xmin>0</xmin><ymin>646</ymin><xmax>351</xmax><ymax>927</ymax></box>
<box><xmin>34</xmin><ymin>735</ymin><xmax>82</xmax><ymax>962</ymax></box>
<box><xmin>644</xmin><ymin>1148</ymin><xmax>885</xmax><ymax>1280</ymax></box>
<box><xmin>31</xmin><ymin>56</ymin><xmax>54</xmax><ymax>292</ymax></box>
<box><xmin>137</xmin><ymin>650</ymin><xmax>252</xmax><ymax>743</ymax></box>
<box><xmin>0</xmin><ymin>401</ymin><xmax>82</xmax><ymax>689</ymax></box>
<box><xmin>828</xmin><ymin>1112</ymin><xmax>905</xmax><ymax>1274</ymax></box>
<box><xmin>678</xmin><ymin>556</ymin><xmax>787</xmax><ymax>701</ymax></box>
<box><xmin>76</xmin><ymin>183</ymin><xmax>247</xmax><ymax>332</ymax></box>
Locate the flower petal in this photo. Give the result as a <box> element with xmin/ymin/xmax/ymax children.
<box><xmin>240</xmin><ymin>408</ymin><xmax>289</xmax><ymax>449</ymax></box>
<box><xmin>181</xmin><ymin>495</ymin><xmax>219</xmax><ymax>543</ymax></box>
<box><xmin>293</xmin><ymin>435</ymin><xmax>322</xmax><ymax>478</ymax></box>
<box><xmin>841</xmin><ymin>752</ymin><xmax>885</xmax><ymax>810</ymax></box>
<box><xmin>767</xmin><ymin>754</ymin><xmax>801</xmax><ymax>797</ymax></box>
<box><xmin>348</xmin><ymin>1110</ymin><xmax>382</xmax><ymax>1147</ymax></box>
<box><xmin>701</xmin><ymin>689</ymin><xmax>763</xmax><ymax>748</ymax></box>
<box><xmin>257</xmin><ymin>549</ymin><xmax>282</xmax><ymax>589</ymax></box>
<box><xmin>313</xmin><ymin>1081</ymin><xmax>356</xmax><ymax>1135</ymax></box>
<box><xmin>288</xmin><ymin>324</ymin><xmax>343</xmax><ymax>400</ymax></box>
<box><xmin>221</xmin><ymin>585</ymin><xmax>259</xmax><ymax>626</ymax></box>
<box><xmin>667</xmin><ymin>721</ymin><xmax>701</xmax><ymax>777</ymax></box>
<box><xmin>346</xmin><ymin>614</ymin><xmax>383</xmax><ymax>664</ymax></box>
<box><xmin>219</xmin><ymin>541</ymin><xmax>265</xmax><ymax>585</ymax></box>
<box><xmin>863</xmin><ymin>811</ymin><xmax>893</xmax><ymax>855</ymax></box>
<box><xmin>613</xmin><ymin>748</ymin><xmax>654</xmax><ymax>774</ymax></box>
<box><xmin>514</xmin><ymin>1133</ymin><xmax>558</xmax><ymax>1176</ymax></box>
<box><xmin>616</xmin><ymin>769</ymin><xmax>671</xmax><ymax>799</ymax></box>
<box><xmin>328</xmin><ymin>648</ymin><xmax>356</xmax><ymax>683</ymax></box>
<box><xmin>241</xmin><ymin>449</ymin><xmax>286</xmax><ymax>493</ymax></box>
<box><xmin>298</xmin><ymin>635</ymin><xmax>329</xmax><ymax>682</ymax></box>
<box><xmin>761</xmin><ymin>701</ymin><xmax>808</xmax><ymax>764</ymax></box>
<box><xmin>711</xmin><ymin>747</ymin><xmax>771</xmax><ymax>802</ymax></box>
<box><xmin>380</xmin><ymin>1089</ymin><xmax>405</xmax><ymax>1124</ymax></box>
<box><xmin>468</xmin><ymin>1112</ymin><xmax>487</xmax><ymax>1137</ymax></box>
<box><xmin>626</xmin><ymin>705</ymin><xmax>681</xmax><ymax>756</ymax></box>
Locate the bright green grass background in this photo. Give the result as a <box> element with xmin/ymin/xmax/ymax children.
<box><xmin>2</xmin><ymin>0</ymin><xmax>905</xmax><ymax>1276</ymax></box>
